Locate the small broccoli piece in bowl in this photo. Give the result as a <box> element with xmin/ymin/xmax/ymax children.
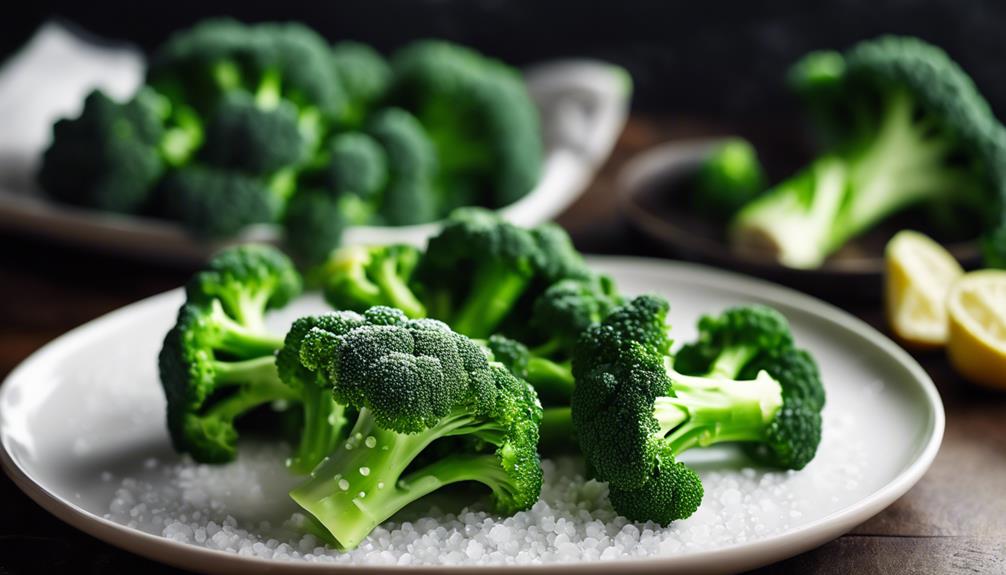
<box><xmin>730</xmin><ymin>36</ymin><xmax>1006</xmax><ymax>268</ymax></box>
<box><xmin>39</xmin><ymin>87</ymin><xmax>202</xmax><ymax>214</ymax></box>
<box><xmin>390</xmin><ymin>40</ymin><xmax>543</xmax><ymax>210</ymax></box>
<box><xmin>285</xmin><ymin>306</ymin><xmax>543</xmax><ymax>550</ymax></box>
<box><xmin>571</xmin><ymin>296</ymin><xmax>824</xmax><ymax>524</ymax></box>
<box><xmin>692</xmin><ymin>138</ymin><xmax>766</xmax><ymax>218</ymax></box>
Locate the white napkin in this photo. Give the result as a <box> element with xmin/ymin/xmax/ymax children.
<box><xmin>0</xmin><ymin>22</ymin><xmax>144</xmax><ymax>193</ymax></box>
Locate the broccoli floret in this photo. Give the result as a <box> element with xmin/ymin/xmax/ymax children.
<box><xmin>731</xmin><ymin>36</ymin><xmax>1006</xmax><ymax>268</ymax></box>
<box><xmin>282</xmin><ymin>186</ymin><xmax>375</xmax><ymax>266</ymax></box>
<box><xmin>158</xmin><ymin>165</ymin><xmax>295</xmax><ymax>238</ymax></box>
<box><xmin>418</xmin><ymin>208</ymin><xmax>542</xmax><ymax>337</ymax></box>
<box><xmin>322</xmin><ymin>132</ymin><xmax>389</xmax><ymax>200</ymax></box>
<box><xmin>390</xmin><ymin>40</ymin><xmax>543</xmax><ymax>210</ymax></box>
<box><xmin>39</xmin><ymin>87</ymin><xmax>202</xmax><ymax>213</ymax></box>
<box><xmin>366</xmin><ymin>108</ymin><xmax>439</xmax><ymax>226</ymax></box>
<box><xmin>571</xmin><ymin>296</ymin><xmax>824</xmax><ymax>524</ymax></box>
<box><xmin>319</xmin><ymin>244</ymin><xmax>426</xmax><ymax>318</ymax></box>
<box><xmin>331</xmin><ymin>42</ymin><xmax>392</xmax><ymax>127</ymax></box>
<box><xmin>672</xmin><ymin>305</ymin><xmax>794</xmax><ymax>379</ymax></box>
<box><xmin>285</xmin><ymin>307</ymin><xmax>543</xmax><ymax>550</ymax></box>
<box><xmin>693</xmin><ymin>138</ymin><xmax>766</xmax><ymax>217</ymax></box>
<box><xmin>159</xmin><ymin>245</ymin><xmax>303</xmax><ymax>463</ymax></box>
<box><xmin>486</xmin><ymin>335</ymin><xmax>573</xmax><ymax>406</ymax></box>
<box><xmin>527</xmin><ymin>276</ymin><xmax>622</xmax><ymax>358</ymax></box>
<box><xmin>200</xmin><ymin>92</ymin><xmax>308</xmax><ymax>175</ymax></box>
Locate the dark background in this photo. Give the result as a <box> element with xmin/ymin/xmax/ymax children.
<box><xmin>2</xmin><ymin>0</ymin><xmax>1006</xmax><ymax>123</ymax></box>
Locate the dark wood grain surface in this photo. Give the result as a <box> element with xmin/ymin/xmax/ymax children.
<box><xmin>1</xmin><ymin>116</ymin><xmax>1004</xmax><ymax>574</ymax></box>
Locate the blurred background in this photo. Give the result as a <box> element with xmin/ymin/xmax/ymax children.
<box><xmin>3</xmin><ymin>0</ymin><xmax>1005</xmax><ymax>121</ymax></box>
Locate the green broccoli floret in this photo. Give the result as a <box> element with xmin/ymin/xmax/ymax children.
<box><xmin>331</xmin><ymin>42</ymin><xmax>392</xmax><ymax>127</ymax></box>
<box><xmin>285</xmin><ymin>307</ymin><xmax>543</xmax><ymax>550</ymax></box>
<box><xmin>571</xmin><ymin>296</ymin><xmax>824</xmax><ymax>524</ymax></box>
<box><xmin>319</xmin><ymin>244</ymin><xmax>426</xmax><ymax>318</ymax></box>
<box><xmin>39</xmin><ymin>87</ymin><xmax>202</xmax><ymax>213</ymax></box>
<box><xmin>157</xmin><ymin>165</ymin><xmax>295</xmax><ymax>238</ymax></box>
<box><xmin>418</xmin><ymin>208</ymin><xmax>542</xmax><ymax>337</ymax></box>
<box><xmin>672</xmin><ymin>305</ymin><xmax>794</xmax><ymax>379</ymax></box>
<box><xmin>693</xmin><ymin>138</ymin><xmax>766</xmax><ymax>218</ymax></box>
<box><xmin>485</xmin><ymin>334</ymin><xmax>573</xmax><ymax>405</ymax></box>
<box><xmin>322</xmin><ymin>132</ymin><xmax>389</xmax><ymax>201</ymax></box>
<box><xmin>159</xmin><ymin>245</ymin><xmax>303</xmax><ymax>463</ymax></box>
<box><xmin>390</xmin><ymin>40</ymin><xmax>543</xmax><ymax>210</ymax></box>
<box><xmin>527</xmin><ymin>276</ymin><xmax>622</xmax><ymax>358</ymax></box>
<box><xmin>200</xmin><ymin>92</ymin><xmax>308</xmax><ymax>175</ymax></box>
<box><xmin>366</xmin><ymin>107</ymin><xmax>439</xmax><ymax>226</ymax></box>
<box><xmin>731</xmin><ymin>36</ymin><xmax>1006</xmax><ymax>268</ymax></box>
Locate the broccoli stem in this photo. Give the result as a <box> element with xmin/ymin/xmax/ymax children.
<box><xmin>373</xmin><ymin>258</ymin><xmax>427</xmax><ymax>319</ymax></box>
<box><xmin>654</xmin><ymin>366</ymin><xmax>783</xmax><ymax>455</ymax></box>
<box><xmin>289</xmin><ymin>407</ymin><xmax>505</xmax><ymax>549</ymax></box>
<box><xmin>206</xmin><ymin>357</ymin><xmax>299</xmax><ymax>421</ymax></box>
<box><xmin>451</xmin><ymin>265</ymin><xmax>530</xmax><ymax>338</ymax></box>
<box><xmin>288</xmin><ymin>384</ymin><xmax>347</xmax><ymax>475</ymax></box>
<box><xmin>733</xmin><ymin>89</ymin><xmax>973</xmax><ymax>268</ymax></box>
<box><xmin>707</xmin><ymin>346</ymin><xmax>758</xmax><ymax>379</ymax></box>
<box><xmin>207</xmin><ymin>301</ymin><xmax>285</xmax><ymax>356</ymax></box>
<box><xmin>526</xmin><ymin>358</ymin><xmax>574</xmax><ymax>404</ymax></box>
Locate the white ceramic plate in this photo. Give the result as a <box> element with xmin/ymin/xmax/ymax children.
<box><xmin>0</xmin><ymin>257</ymin><xmax>943</xmax><ymax>574</ymax></box>
<box><xmin>0</xmin><ymin>24</ymin><xmax>631</xmax><ymax>263</ymax></box>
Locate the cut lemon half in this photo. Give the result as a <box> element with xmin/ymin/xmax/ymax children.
<box><xmin>884</xmin><ymin>230</ymin><xmax>963</xmax><ymax>348</ymax></box>
<box><xmin>947</xmin><ymin>270</ymin><xmax>1006</xmax><ymax>389</ymax></box>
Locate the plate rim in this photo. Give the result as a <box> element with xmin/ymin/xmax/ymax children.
<box><xmin>0</xmin><ymin>256</ymin><xmax>945</xmax><ymax>574</ymax></box>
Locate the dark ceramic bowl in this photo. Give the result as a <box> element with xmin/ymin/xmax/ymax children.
<box><xmin>616</xmin><ymin>138</ymin><xmax>982</xmax><ymax>300</ymax></box>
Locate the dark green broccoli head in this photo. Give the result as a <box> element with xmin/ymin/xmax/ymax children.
<box><xmin>693</xmin><ymin>138</ymin><xmax>766</xmax><ymax>218</ymax></box>
<box><xmin>319</xmin><ymin>244</ymin><xmax>426</xmax><ymax>318</ymax></box>
<box><xmin>607</xmin><ymin>444</ymin><xmax>704</xmax><ymax>524</ymax></box>
<box><xmin>390</xmin><ymin>40</ymin><xmax>542</xmax><ymax>209</ymax></box>
<box><xmin>366</xmin><ymin>107</ymin><xmax>439</xmax><ymax>225</ymax></box>
<box><xmin>187</xmin><ymin>244</ymin><xmax>302</xmax><ymax>324</ymax></box>
<box><xmin>200</xmin><ymin>92</ymin><xmax>308</xmax><ymax>174</ymax></box>
<box><xmin>531</xmin><ymin>223</ymin><xmax>592</xmax><ymax>284</ymax></box>
<box><xmin>486</xmin><ymin>334</ymin><xmax>531</xmax><ymax>380</ymax></box>
<box><xmin>157</xmin><ymin>166</ymin><xmax>281</xmax><ymax>238</ymax></box>
<box><xmin>745</xmin><ymin>397</ymin><xmax>823</xmax><ymax>470</ymax></box>
<box><xmin>331</xmin><ymin>41</ymin><xmax>391</xmax><ymax>126</ymax></box>
<box><xmin>282</xmin><ymin>187</ymin><xmax>376</xmax><ymax>267</ymax></box>
<box><xmin>530</xmin><ymin>276</ymin><xmax>622</xmax><ymax>355</ymax></box>
<box><xmin>323</xmin><ymin>132</ymin><xmax>389</xmax><ymax>199</ymax></box>
<box><xmin>39</xmin><ymin>88</ymin><xmax>166</xmax><ymax>213</ymax></box>
<box><xmin>674</xmin><ymin>305</ymin><xmax>794</xmax><ymax>379</ymax></box>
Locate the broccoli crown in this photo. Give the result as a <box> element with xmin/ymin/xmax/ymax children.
<box><xmin>157</xmin><ymin>166</ymin><xmax>281</xmax><ymax>238</ymax></box>
<box><xmin>331</xmin><ymin>41</ymin><xmax>392</xmax><ymax>125</ymax></box>
<box><xmin>187</xmin><ymin>244</ymin><xmax>303</xmax><ymax>324</ymax></box>
<box><xmin>159</xmin><ymin>245</ymin><xmax>301</xmax><ymax>463</ymax></box>
<box><xmin>673</xmin><ymin>305</ymin><xmax>794</xmax><ymax>379</ymax></box>
<box><xmin>733</xmin><ymin>35</ymin><xmax>1006</xmax><ymax>269</ymax></box>
<box><xmin>693</xmin><ymin>138</ymin><xmax>766</xmax><ymax>218</ymax></box>
<box><xmin>323</xmin><ymin>132</ymin><xmax>389</xmax><ymax>199</ymax></box>
<box><xmin>149</xmin><ymin>19</ymin><xmax>346</xmax><ymax>121</ymax></box>
<box><xmin>571</xmin><ymin>296</ymin><xmax>823</xmax><ymax>525</ymax></box>
<box><xmin>39</xmin><ymin>89</ymin><xmax>166</xmax><ymax>213</ymax></box>
<box><xmin>282</xmin><ymin>187</ymin><xmax>373</xmax><ymax>267</ymax></box>
<box><xmin>529</xmin><ymin>276</ymin><xmax>622</xmax><ymax>356</ymax></box>
<box><xmin>200</xmin><ymin>92</ymin><xmax>307</xmax><ymax>174</ymax></box>
<box><xmin>320</xmin><ymin>244</ymin><xmax>426</xmax><ymax>319</ymax></box>
<box><xmin>288</xmin><ymin>306</ymin><xmax>542</xmax><ymax>549</ymax></box>
<box><xmin>390</xmin><ymin>40</ymin><xmax>543</xmax><ymax>209</ymax></box>
<box><xmin>366</xmin><ymin>108</ymin><xmax>439</xmax><ymax>225</ymax></box>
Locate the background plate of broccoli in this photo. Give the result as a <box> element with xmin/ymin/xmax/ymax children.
<box><xmin>0</xmin><ymin>256</ymin><xmax>943</xmax><ymax>573</ymax></box>
<box><xmin>0</xmin><ymin>23</ymin><xmax>630</xmax><ymax>263</ymax></box>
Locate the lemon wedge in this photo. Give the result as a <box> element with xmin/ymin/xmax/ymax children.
<box><xmin>947</xmin><ymin>270</ymin><xmax>1006</xmax><ymax>389</ymax></box>
<box><xmin>884</xmin><ymin>230</ymin><xmax>963</xmax><ymax>348</ymax></box>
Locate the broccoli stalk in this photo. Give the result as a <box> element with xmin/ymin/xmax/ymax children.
<box><xmin>731</xmin><ymin>37</ymin><xmax>1003</xmax><ymax>269</ymax></box>
<box><xmin>485</xmin><ymin>334</ymin><xmax>573</xmax><ymax>405</ymax></box>
<box><xmin>284</xmin><ymin>307</ymin><xmax>543</xmax><ymax>550</ymax></box>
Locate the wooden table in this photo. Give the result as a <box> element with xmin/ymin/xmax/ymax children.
<box><xmin>1</xmin><ymin>117</ymin><xmax>1004</xmax><ymax>574</ymax></box>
